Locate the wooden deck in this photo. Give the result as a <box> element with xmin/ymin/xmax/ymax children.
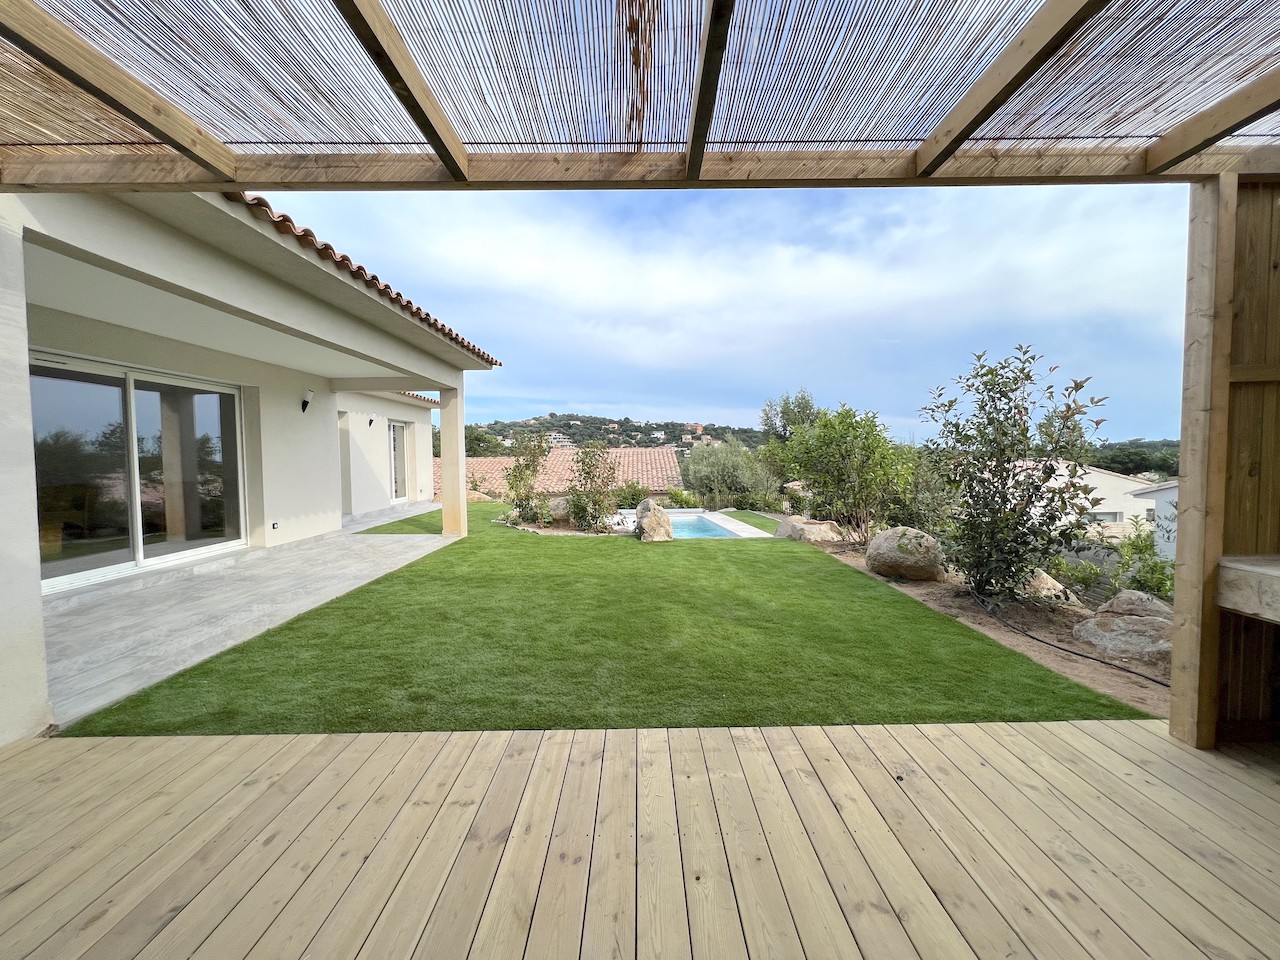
<box><xmin>1</xmin><ymin>720</ymin><xmax>1279</xmax><ymax>959</ymax></box>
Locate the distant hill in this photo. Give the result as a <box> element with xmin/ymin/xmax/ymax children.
<box><xmin>476</xmin><ymin>413</ymin><xmax>766</xmax><ymax>450</ymax></box>
<box><xmin>1085</xmin><ymin>439</ymin><xmax>1179</xmax><ymax>479</ymax></box>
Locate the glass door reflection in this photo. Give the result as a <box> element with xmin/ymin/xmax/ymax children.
<box><xmin>30</xmin><ymin>367</ymin><xmax>134</xmax><ymax>579</ymax></box>
<box><xmin>133</xmin><ymin>381</ymin><xmax>241</xmax><ymax>559</ymax></box>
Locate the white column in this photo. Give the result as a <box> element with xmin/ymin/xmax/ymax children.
<box><xmin>0</xmin><ymin>214</ymin><xmax>54</xmax><ymax>743</ymax></box>
<box><xmin>438</xmin><ymin>385</ymin><xmax>467</xmax><ymax>537</ymax></box>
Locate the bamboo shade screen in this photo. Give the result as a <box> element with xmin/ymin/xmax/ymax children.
<box><xmin>387</xmin><ymin>0</ymin><xmax>702</xmax><ymax>151</ymax></box>
<box><xmin>30</xmin><ymin>0</ymin><xmax>429</xmax><ymax>151</ymax></box>
<box><xmin>976</xmin><ymin>0</ymin><xmax>1280</xmax><ymax>149</ymax></box>
<box><xmin>0</xmin><ymin>38</ymin><xmax>159</xmax><ymax>149</ymax></box>
<box><xmin>709</xmin><ymin>0</ymin><xmax>1040</xmax><ymax>150</ymax></box>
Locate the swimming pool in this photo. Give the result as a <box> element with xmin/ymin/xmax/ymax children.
<box><xmin>670</xmin><ymin>514</ymin><xmax>739</xmax><ymax>539</ymax></box>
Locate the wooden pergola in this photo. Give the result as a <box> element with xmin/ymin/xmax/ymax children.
<box><xmin>2</xmin><ymin>0</ymin><xmax>1278</xmax><ymax>747</ymax></box>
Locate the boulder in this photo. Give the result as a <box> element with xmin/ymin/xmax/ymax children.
<box><xmin>1024</xmin><ymin>569</ymin><xmax>1081</xmax><ymax>605</ymax></box>
<box><xmin>635</xmin><ymin>498</ymin><xmax>673</xmax><ymax>542</ymax></box>
<box><xmin>1097</xmin><ymin>589</ymin><xmax>1173</xmax><ymax>620</ymax></box>
<box><xmin>775</xmin><ymin>515</ymin><xmax>843</xmax><ymax>544</ymax></box>
<box><xmin>466</xmin><ymin>489</ymin><xmax>494</xmax><ymax>502</ymax></box>
<box><xmin>1073</xmin><ymin>615</ymin><xmax>1172</xmax><ymax>661</ymax></box>
<box><xmin>547</xmin><ymin>496</ymin><xmax>571</xmax><ymax>522</ymax></box>
<box><xmin>865</xmin><ymin>526</ymin><xmax>946</xmax><ymax>581</ymax></box>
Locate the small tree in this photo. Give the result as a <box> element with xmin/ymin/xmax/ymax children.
<box><xmin>504</xmin><ymin>433</ymin><xmax>551</xmax><ymax>523</ymax></box>
<box><xmin>884</xmin><ymin>443</ymin><xmax>957</xmax><ymax>537</ymax></box>
<box><xmin>786</xmin><ymin>406</ymin><xmax>903</xmax><ymax>542</ymax></box>
<box><xmin>681</xmin><ymin>438</ymin><xmax>779</xmax><ymax>510</ymax></box>
<box><xmin>759</xmin><ymin>388</ymin><xmax>819</xmax><ymax>478</ymax></box>
<box><xmin>568</xmin><ymin>442</ymin><xmax>620</xmax><ymax>531</ymax></box>
<box><xmin>922</xmin><ymin>345</ymin><xmax>1106</xmax><ymax>600</ymax></box>
<box><xmin>465</xmin><ymin>424</ymin><xmax>505</xmax><ymax>457</ymax></box>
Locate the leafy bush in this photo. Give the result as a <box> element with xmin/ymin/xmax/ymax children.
<box><xmin>923</xmin><ymin>346</ymin><xmax>1106</xmax><ymax>601</ymax></box>
<box><xmin>504</xmin><ymin>433</ymin><xmax>550</xmax><ymax>524</ymax></box>
<box><xmin>567</xmin><ymin>442</ymin><xmax>620</xmax><ymax>531</ymax></box>
<box><xmin>615</xmin><ymin>480</ymin><xmax>651</xmax><ymax>509</ymax></box>
<box><xmin>1112</xmin><ymin>519</ymin><xmax>1174</xmax><ymax>601</ymax></box>
<box><xmin>663</xmin><ymin>486</ymin><xmax>700</xmax><ymax>508</ymax></box>
<box><xmin>680</xmin><ymin>438</ymin><xmax>778</xmax><ymax>511</ymax></box>
<box><xmin>1046</xmin><ymin>554</ymin><xmax>1105</xmax><ymax>593</ymax></box>
<box><xmin>786</xmin><ymin>406</ymin><xmax>904</xmax><ymax>542</ymax></box>
<box><xmin>883</xmin><ymin>445</ymin><xmax>957</xmax><ymax>538</ymax></box>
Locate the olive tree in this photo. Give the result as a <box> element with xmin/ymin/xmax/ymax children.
<box><xmin>922</xmin><ymin>346</ymin><xmax>1106</xmax><ymax>600</ymax></box>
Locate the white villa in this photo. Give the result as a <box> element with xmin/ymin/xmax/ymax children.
<box><xmin>1</xmin><ymin>191</ymin><xmax>494</xmax><ymax>744</ymax></box>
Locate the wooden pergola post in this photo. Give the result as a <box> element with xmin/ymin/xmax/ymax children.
<box><xmin>1170</xmin><ymin>174</ymin><xmax>1237</xmax><ymax>748</ymax></box>
<box><xmin>438</xmin><ymin>385</ymin><xmax>468</xmax><ymax>537</ymax></box>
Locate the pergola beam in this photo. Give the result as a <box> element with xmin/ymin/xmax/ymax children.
<box><xmin>686</xmin><ymin>0</ymin><xmax>735</xmax><ymax>180</ymax></box>
<box><xmin>915</xmin><ymin>0</ymin><xmax>1108</xmax><ymax>177</ymax></box>
<box><xmin>0</xmin><ymin>0</ymin><xmax>236</xmax><ymax>180</ymax></box>
<box><xmin>332</xmin><ymin>0</ymin><xmax>469</xmax><ymax>181</ymax></box>
<box><xmin>1146</xmin><ymin>68</ymin><xmax>1280</xmax><ymax>174</ymax></box>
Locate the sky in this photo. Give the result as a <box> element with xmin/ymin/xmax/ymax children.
<box><xmin>262</xmin><ymin>183</ymin><xmax>1191</xmax><ymax>442</ymax></box>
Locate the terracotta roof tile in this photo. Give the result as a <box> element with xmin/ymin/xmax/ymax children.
<box><xmin>433</xmin><ymin>448</ymin><xmax>684</xmax><ymax>498</ymax></box>
<box><xmin>231</xmin><ymin>193</ymin><xmax>500</xmax><ymax>368</ymax></box>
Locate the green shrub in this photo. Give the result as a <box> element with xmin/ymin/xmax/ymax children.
<box><xmin>567</xmin><ymin>442</ymin><xmax>620</xmax><ymax>532</ymax></box>
<box><xmin>663</xmin><ymin>486</ymin><xmax>700</xmax><ymax>508</ymax></box>
<box><xmin>615</xmin><ymin>480</ymin><xmax>651</xmax><ymax>509</ymax></box>
<box><xmin>1112</xmin><ymin>520</ymin><xmax>1174</xmax><ymax>601</ymax></box>
<box><xmin>1046</xmin><ymin>554</ymin><xmax>1105</xmax><ymax>593</ymax></box>
<box><xmin>504</xmin><ymin>433</ymin><xmax>550</xmax><ymax>524</ymax></box>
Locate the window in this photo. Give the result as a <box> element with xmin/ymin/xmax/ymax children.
<box><xmin>30</xmin><ymin>355</ymin><xmax>244</xmax><ymax>587</ymax></box>
<box><xmin>1086</xmin><ymin>511</ymin><xmax>1123</xmax><ymax>523</ymax></box>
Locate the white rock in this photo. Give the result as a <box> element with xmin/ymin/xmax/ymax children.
<box><xmin>865</xmin><ymin>526</ymin><xmax>945</xmax><ymax>581</ymax></box>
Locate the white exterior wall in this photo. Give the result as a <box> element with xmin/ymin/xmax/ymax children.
<box><xmin>1133</xmin><ymin>483</ymin><xmax>1179</xmax><ymax>561</ymax></box>
<box><xmin>1079</xmin><ymin>467</ymin><xmax>1152</xmax><ymax>524</ymax></box>
<box><xmin>337</xmin><ymin>393</ymin><xmax>435</xmax><ymax>517</ymax></box>
<box><xmin>29</xmin><ymin>310</ymin><xmax>343</xmax><ymax>546</ymax></box>
<box><xmin>0</xmin><ymin>215</ymin><xmax>53</xmax><ymax>741</ymax></box>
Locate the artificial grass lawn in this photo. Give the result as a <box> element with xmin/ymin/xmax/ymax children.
<box><xmin>64</xmin><ymin>503</ymin><xmax>1146</xmax><ymax>735</ymax></box>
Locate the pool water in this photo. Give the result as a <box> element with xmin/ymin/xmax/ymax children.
<box><xmin>670</xmin><ymin>515</ymin><xmax>739</xmax><ymax>539</ymax></box>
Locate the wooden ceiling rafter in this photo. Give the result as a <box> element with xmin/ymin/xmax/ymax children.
<box><xmin>915</xmin><ymin>0</ymin><xmax>1110</xmax><ymax>178</ymax></box>
<box><xmin>1146</xmin><ymin>66</ymin><xmax>1280</xmax><ymax>174</ymax></box>
<box><xmin>686</xmin><ymin>0</ymin><xmax>735</xmax><ymax>180</ymax></box>
<box><xmin>0</xmin><ymin>0</ymin><xmax>236</xmax><ymax>180</ymax></box>
<box><xmin>331</xmin><ymin>0</ymin><xmax>469</xmax><ymax>181</ymax></box>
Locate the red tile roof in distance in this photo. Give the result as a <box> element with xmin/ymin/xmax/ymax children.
<box><xmin>232</xmin><ymin>193</ymin><xmax>500</xmax><ymax>368</ymax></box>
<box><xmin>434</xmin><ymin>448</ymin><xmax>685</xmax><ymax>497</ymax></box>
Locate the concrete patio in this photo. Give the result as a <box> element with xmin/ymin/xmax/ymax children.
<box><xmin>44</xmin><ymin>503</ymin><xmax>452</xmax><ymax>726</ymax></box>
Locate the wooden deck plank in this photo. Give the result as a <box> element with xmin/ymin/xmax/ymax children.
<box><xmin>409</xmin><ymin>728</ymin><xmax>542</xmax><ymax>960</ymax></box>
<box><xmin>700</xmin><ymin>727</ymin><xmax>805</xmax><ymax>960</ymax></box>
<box><xmin>242</xmin><ymin>732</ymin><xmax>451</xmax><ymax>960</ymax></box>
<box><xmin>1085</xmin><ymin>719</ymin><xmax>1280</xmax><ymax>826</ymax></box>
<box><xmin>0</xmin><ymin>737</ymin><xmax>163</xmax><ymax>829</ymax></box>
<box><xmin>0</xmin><ymin>735</ymin><xmax>273</xmax><ymax>958</ymax></box>
<box><xmin>0</xmin><ymin>737</ymin><xmax>107</xmax><ymax>798</ymax></box>
<box><xmin>188</xmin><ymin>732</ymin><xmax>421</xmax><ymax>960</ymax></box>
<box><xmin>730</xmin><ymin>727</ymin><xmax>865</xmax><ymax>960</ymax></box>
<box><xmin>0</xmin><ymin>736</ymin><xmax>197</xmax><ymax>868</ymax></box>
<box><xmin>931</xmin><ymin>723</ymin><xmax>1249</xmax><ymax>958</ymax></box>
<box><xmin>74</xmin><ymin>734</ymin><xmax>350</xmax><ymax>960</ymax></box>
<box><xmin>0</xmin><ymin>723</ymin><xmax>1278</xmax><ymax>960</ymax></box>
<box><xmin>352</xmin><ymin>730</ymin><xmax>512</xmax><ymax>960</ymax></box>
<box><xmin>580</xmin><ymin>728</ymin><xmax>638</xmax><ymax>960</ymax></box>
<box><xmin>0</xmin><ymin>736</ymin><xmax>233</xmax><ymax>912</ymax></box>
<box><xmin>523</xmin><ymin>728</ymin><xmax>606</xmax><ymax>960</ymax></box>
<box><xmin>298</xmin><ymin>730</ymin><xmax>479</xmax><ymax>960</ymax></box>
<box><xmin>779</xmin><ymin>726</ymin><xmax>971</xmax><ymax>960</ymax></box>
<box><xmin>829</xmin><ymin>725</ymin><xmax>1087</xmax><ymax>960</ymax></box>
<box><xmin>0</xmin><ymin>735</ymin><xmax>48</xmax><ymax>769</ymax></box>
<box><xmin>966</xmin><ymin>723</ymin><xmax>1272</xmax><ymax>960</ymax></box>
<box><xmin>669</xmin><ymin>727</ymin><xmax>748</xmax><ymax>960</ymax></box>
<box><xmin>131</xmin><ymin>733</ymin><xmax>391</xmax><ymax>960</ymax></box>
<box><xmin>1064</xmin><ymin>722</ymin><xmax>1280</xmax><ymax>875</ymax></box>
<box><xmin>636</xmin><ymin>728</ymin><xmax>692</xmax><ymax>960</ymax></box>
<box><xmin>1013</xmin><ymin>723</ymin><xmax>1280</xmax><ymax>951</ymax></box>
<box><xmin>466</xmin><ymin>728</ymin><xmax>573</xmax><ymax>960</ymax></box>
<box><xmin>26</xmin><ymin>735</ymin><xmax>316</xmax><ymax>960</ymax></box>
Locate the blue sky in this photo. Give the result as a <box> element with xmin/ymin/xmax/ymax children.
<box><xmin>263</xmin><ymin>183</ymin><xmax>1190</xmax><ymax>441</ymax></box>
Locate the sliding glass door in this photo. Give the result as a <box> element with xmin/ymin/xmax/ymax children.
<box><xmin>30</xmin><ymin>356</ymin><xmax>244</xmax><ymax>586</ymax></box>
<box><xmin>389</xmin><ymin>421</ymin><xmax>407</xmax><ymax>501</ymax></box>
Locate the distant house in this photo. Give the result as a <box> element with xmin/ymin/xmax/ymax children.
<box><xmin>545</xmin><ymin>432</ymin><xmax>575</xmax><ymax>448</ymax></box>
<box><xmin>650</xmin><ymin>430</ymin><xmax>666</xmax><ymax>440</ymax></box>
<box><xmin>1074</xmin><ymin>464</ymin><xmax>1152</xmax><ymax>524</ymax></box>
<box><xmin>1131</xmin><ymin>479</ymin><xmax>1179</xmax><ymax>560</ymax></box>
<box><xmin>606</xmin><ymin>423</ymin><xmax>619</xmax><ymax>430</ymax></box>
<box><xmin>439</xmin><ymin>448</ymin><xmax>684</xmax><ymax>497</ymax></box>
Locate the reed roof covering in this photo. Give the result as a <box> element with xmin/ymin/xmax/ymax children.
<box><xmin>1</xmin><ymin>0</ymin><xmax>1278</xmax><ymax>190</ymax></box>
